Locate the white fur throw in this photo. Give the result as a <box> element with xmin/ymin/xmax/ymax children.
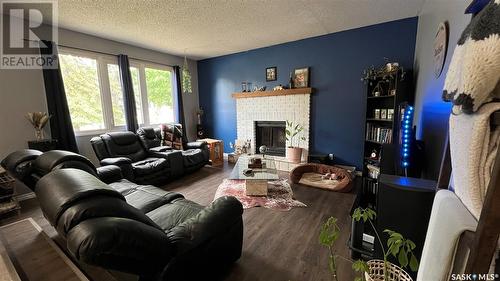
<box><xmin>442</xmin><ymin>0</ymin><xmax>500</xmax><ymax>114</ymax></box>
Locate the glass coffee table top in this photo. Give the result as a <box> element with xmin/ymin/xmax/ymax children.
<box><xmin>229</xmin><ymin>155</ymin><xmax>279</xmax><ymax>180</ymax></box>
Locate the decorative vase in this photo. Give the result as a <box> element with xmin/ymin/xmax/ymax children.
<box><xmin>286</xmin><ymin>147</ymin><xmax>302</xmax><ymax>163</ymax></box>
<box><xmin>34</xmin><ymin>128</ymin><xmax>44</xmax><ymax>141</ymax></box>
<box><xmin>364</xmin><ymin>260</ymin><xmax>413</xmax><ymax>281</ymax></box>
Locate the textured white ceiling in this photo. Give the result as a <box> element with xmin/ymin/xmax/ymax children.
<box><xmin>54</xmin><ymin>0</ymin><xmax>426</xmax><ymax>60</ymax></box>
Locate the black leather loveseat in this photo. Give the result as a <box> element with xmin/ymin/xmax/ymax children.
<box><xmin>137</xmin><ymin>127</ymin><xmax>210</xmax><ymax>174</ymax></box>
<box><xmin>1</xmin><ymin>150</ymin><xmax>243</xmax><ymax>281</ymax></box>
<box><xmin>90</xmin><ymin>128</ymin><xmax>209</xmax><ymax>186</ymax></box>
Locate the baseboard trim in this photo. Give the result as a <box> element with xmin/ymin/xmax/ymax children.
<box><xmin>15</xmin><ymin>192</ymin><xmax>36</xmax><ymax>202</ymax></box>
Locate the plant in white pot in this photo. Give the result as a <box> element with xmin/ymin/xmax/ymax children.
<box><xmin>319</xmin><ymin>207</ymin><xmax>419</xmax><ymax>281</ymax></box>
<box><xmin>285</xmin><ymin>120</ymin><xmax>306</xmax><ymax>163</ymax></box>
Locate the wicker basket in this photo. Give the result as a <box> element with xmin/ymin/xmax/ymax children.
<box><xmin>364</xmin><ymin>260</ymin><xmax>413</xmax><ymax>281</ymax></box>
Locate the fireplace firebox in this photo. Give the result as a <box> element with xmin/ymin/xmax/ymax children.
<box><xmin>255</xmin><ymin>121</ymin><xmax>286</xmax><ymax>156</ymax></box>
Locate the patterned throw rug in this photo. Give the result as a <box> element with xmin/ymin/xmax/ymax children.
<box><xmin>214</xmin><ymin>178</ymin><xmax>307</xmax><ymax>211</ymax></box>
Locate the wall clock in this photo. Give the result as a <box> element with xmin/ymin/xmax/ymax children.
<box><xmin>433</xmin><ymin>22</ymin><xmax>449</xmax><ymax>78</ymax></box>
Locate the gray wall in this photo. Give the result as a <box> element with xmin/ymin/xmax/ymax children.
<box><xmin>412</xmin><ymin>0</ymin><xmax>471</xmax><ymax>179</ymax></box>
<box><xmin>0</xmin><ymin>20</ymin><xmax>200</xmax><ymax>166</ymax></box>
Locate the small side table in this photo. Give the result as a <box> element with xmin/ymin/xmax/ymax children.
<box><xmin>198</xmin><ymin>138</ymin><xmax>224</xmax><ymax>166</ymax></box>
<box><xmin>28</xmin><ymin>139</ymin><xmax>58</xmax><ymax>152</ymax></box>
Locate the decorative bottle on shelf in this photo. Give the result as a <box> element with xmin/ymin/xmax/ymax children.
<box><xmin>288</xmin><ymin>72</ymin><xmax>294</xmax><ymax>89</ymax></box>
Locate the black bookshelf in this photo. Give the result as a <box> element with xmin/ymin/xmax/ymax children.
<box><xmin>362</xmin><ymin>69</ymin><xmax>413</xmax><ymax>202</ymax></box>
<box><xmin>349</xmin><ymin>68</ymin><xmax>413</xmax><ymax>259</ymax></box>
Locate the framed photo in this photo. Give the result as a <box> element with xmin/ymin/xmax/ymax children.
<box><xmin>374</xmin><ymin>109</ymin><xmax>381</xmax><ymax>119</ymax></box>
<box><xmin>381</xmin><ymin>109</ymin><xmax>387</xmax><ymax>120</ymax></box>
<box><xmin>293</xmin><ymin>67</ymin><xmax>310</xmax><ymax>88</ymax></box>
<box><xmin>266</xmin><ymin>67</ymin><xmax>277</xmax><ymax>81</ymax></box>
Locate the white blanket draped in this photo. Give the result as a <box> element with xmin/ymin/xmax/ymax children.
<box><xmin>449</xmin><ymin>102</ymin><xmax>500</xmax><ymax>219</ymax></box>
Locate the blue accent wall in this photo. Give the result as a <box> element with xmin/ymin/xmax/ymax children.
<box><xmin>198</xmin><ymin>17</ymin><xmax>418</xmax><ymax>169</ymax></box>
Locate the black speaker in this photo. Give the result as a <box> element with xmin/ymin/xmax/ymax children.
<box><xmin>375</xmin><ymin>174</ymin><xmax>436</xmax><ymax>278</ymax></box>
<box><xmin>196</xmin><ymin>124</ymin><xmax>205</xmax><ymax>139</ymax></box>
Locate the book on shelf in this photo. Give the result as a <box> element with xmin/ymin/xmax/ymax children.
<box><xmin>365</xmin><ymin>123</ymin><xmax>392</xmax><ymax>144</ymax></box>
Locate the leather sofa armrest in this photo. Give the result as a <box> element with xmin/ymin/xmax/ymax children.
<box><xmin>100</xmin><ymin>157</ymin><xmax>132</xmax><ymax>166</ymax></box>
<box><xmin>149</xmin><ymin>146</ymin><xmax>172</xmax><ymax>153</ymax></box>
<box><xmin>185</xmin><ymin>141</ymin><xmax>207</xmax><ymax>150</ymax></box>
<box><xmin>67</xmin><ymin>217</ymin><xmax>173</xmax><ymax>275</ymax></box>
<box><xmin>166</xmin><ymin>196</ymin><xmax>243</xmax><ymax>253</ymax></box>
<box><xmin>100</xmin><ymin>157</ymin><xmax>133</xmax><ymax>180</ymax></box>
<box><xmin>148</xmin><ymin>150</ymin><xmax>184</xmax><ymax>177</ymax></box>
<box><xmin>96</xmin><ymin>165</ymin><xmax>123</xmax><ymax>184</ymax></box>
<box><xmin>148</xmin><ymin>149</ymin><xmax>181</xmax><ymax>159</ymax></box>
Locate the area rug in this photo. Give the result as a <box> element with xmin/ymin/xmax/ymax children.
<box><xmin>214</xmin><ymin>178</ymin><xmax>307</xmax><ymax>211</ymax></box>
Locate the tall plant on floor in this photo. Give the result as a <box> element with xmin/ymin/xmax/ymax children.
<box><xmin>320</xmin><ymin>207</ymin><xmax>419</xmax><ymax>281</ymax></box>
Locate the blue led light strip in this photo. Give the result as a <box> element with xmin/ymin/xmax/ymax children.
<box><xmin>401</xmin><ymin>105</ymin><xmax>414</xmax><ymax>170</ymax></box>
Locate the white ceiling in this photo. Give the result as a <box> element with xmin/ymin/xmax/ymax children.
<box><xmin>54</xmin><ymin>0</ymin><xmax>427</xmax><ymax>60</ymax></box>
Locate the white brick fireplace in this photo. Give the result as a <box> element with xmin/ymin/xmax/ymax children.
<box><xmin>235</xmin><ymin>91</ymin><xmax>311</xmax><ymax>166</ymax></box>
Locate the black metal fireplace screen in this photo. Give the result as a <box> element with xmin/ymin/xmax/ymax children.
<box><xmin>255</xmin><ymin>121</ymin><xmax>286</xmax><ymax>156</ymax></box>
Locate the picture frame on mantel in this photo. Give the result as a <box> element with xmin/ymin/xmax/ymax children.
<box><xmin>266</xmin><ymin>67</ymin><xmax>277</xmax><ymax>81</ymax></box>
<box><xmin>293</xmin><ymin>67</ymin><xmax>310</xmax><ymax>88</ymax></box>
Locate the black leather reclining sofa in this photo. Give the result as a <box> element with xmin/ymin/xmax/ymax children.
<box><xmin>1</xmin><ymin>149</ymin><xmax>243</xmax><ymax>281</ymax></box>
<box><xmin>90</xmin><ymin>127</ymin><xmax>209</xmax><ymax>186</ymax></box>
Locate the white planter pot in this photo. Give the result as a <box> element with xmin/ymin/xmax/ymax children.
<box><xmin>286</xmin><ymin>147</ymin><xmax>302</xmax><ymax>163</ymax></box>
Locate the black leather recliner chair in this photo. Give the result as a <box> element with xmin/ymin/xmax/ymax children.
<box><xmin>137</xmin><ymin>127</ymin><xmax>210</xmax><ymax>174</ymax></box>
<box><xmin>136</xmin><ymin>127</ymin><xmax>174</xmax><ymax>153</ymax></box>
<box><xmin>1</xmin><ymin>150</ymin><xmax>244</xmax><ymax>281</ymax></box>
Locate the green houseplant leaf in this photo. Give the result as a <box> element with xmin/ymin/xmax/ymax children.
<box><xmin>398</xmin><ymin>248</ymin><xmax>408</xmax><ymax>268</ymax></box>
<box><xmin>409</xmin><ymin>253</ymin><xmax>419</xmax><ymax>272</ymax></box>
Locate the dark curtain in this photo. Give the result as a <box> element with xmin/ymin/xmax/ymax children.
<box><xmin>118</xmin><ymin>54</ymin><xmax>138</xmax><ymax>132</ymax></box>
<box><xmin>173</xmin><ymin>65</ymin><xmax>188</xmax><ymax>143</ymax></box>
<box><xmin>40</xmin><ymin>40</ymin><xmax>79</xmax><ymax>153</ymax></box>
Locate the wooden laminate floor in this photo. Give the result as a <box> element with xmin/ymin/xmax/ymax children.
<box><xmin>0</xmin><ymin>163</ymin><xmax>358</xmax><ymax>281</ymax></box>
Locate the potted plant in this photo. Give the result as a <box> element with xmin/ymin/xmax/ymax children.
<box><xmin>26</xmin><ymin>112</ymin><xmax>51</xmax><ymax>141</ymax></box>
<box><xmin>285</xmin><ymin>120</ymin><xmax>305</xmax><ymax>163</ymax></box>
<box><xmin>319</xmin><ymin>207</ymin><xmax>419</xmax><ymax>281</ymax></box>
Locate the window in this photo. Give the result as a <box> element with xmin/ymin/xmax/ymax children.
<box><xmin>145</xmin><ymin>67</ymin><xmax>174</xmax><ymax>124</ymax></box>
<box><xmin>107</xmin><ymin>64</ymin><xmax>126</xmax><ymax>126</ymax></box>
<box><xmin>59</xmin><ymin>48</ymin><xmax>175</xmax><ymax>135</ymax></box>
<box><xmin>130</xmin><ymin>67</ymin><xmax>144</xmax><ymax>125</ymax></box>
<box><xmin>59</xmin><ymin>53</ymin><xmax>105</xmax><ymax>131</ymax></box>
<box><xmin>130</xmin><ymin>61</ymin><xmax>175</xmax><ymax>126</ymax></box>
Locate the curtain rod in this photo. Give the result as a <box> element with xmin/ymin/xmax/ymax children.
<box><xmin>23</xmin><ymin>38</ymin><xmax>179</xmax><ymax>67</ymax></box>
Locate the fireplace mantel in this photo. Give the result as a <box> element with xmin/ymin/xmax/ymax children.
<box><xmin>232</xmin><ymin>87</ymin><xmax>313</xmax><ymax>99</ymax></box>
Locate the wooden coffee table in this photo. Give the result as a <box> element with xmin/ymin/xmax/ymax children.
<box><xmin>228</xmin><ymin>155</ymin><xmax>278</xmax><ymax>196</ymax></box>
